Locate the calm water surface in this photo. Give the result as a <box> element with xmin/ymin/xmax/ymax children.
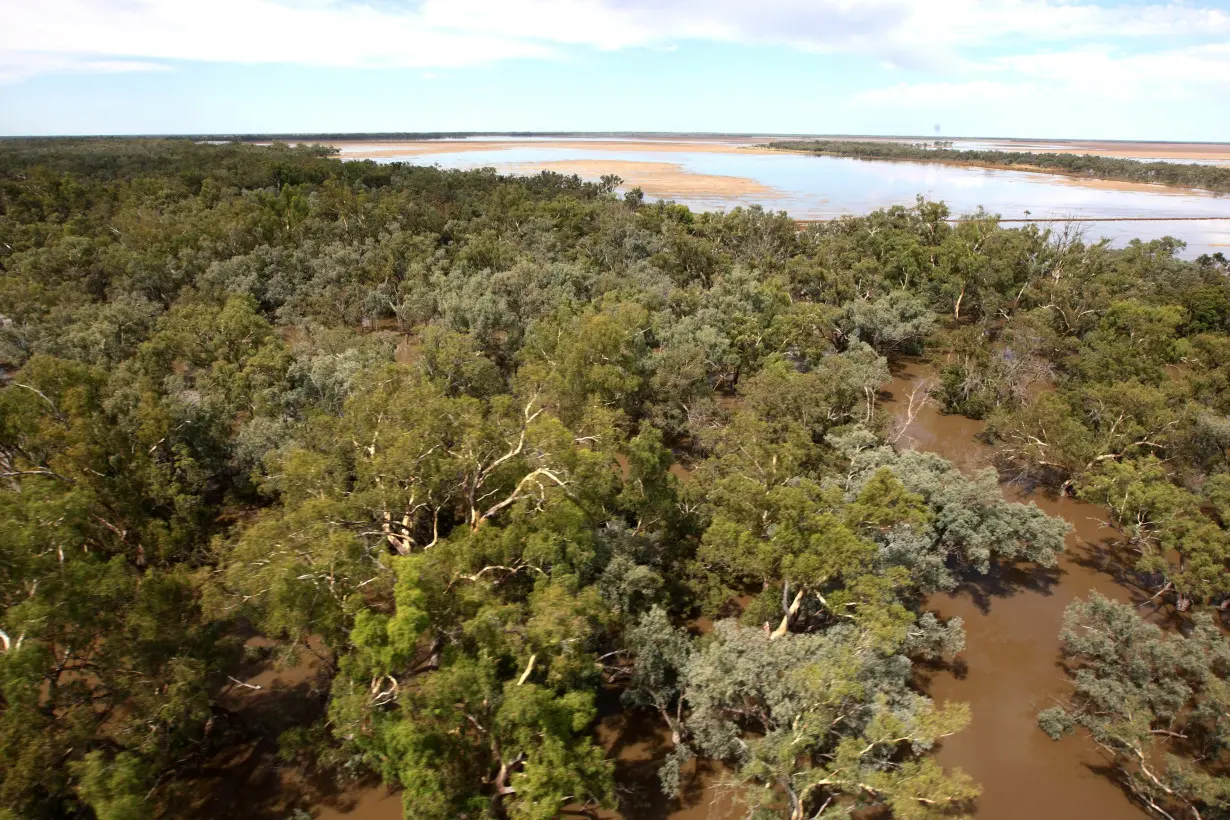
<box><xmin>369</xmin><ymin>146</ymin><xmax>1230</xmax><ymax>256</ymax></box>
<box><xmin>886</xmin><ymin>361</ymin><xmax>1152</xmax><ymax>820</ymax></box>
<box><xmin>256</xmin><ymin>366</ymin><xmax>1153</xmax><ymax>820</ymax></box>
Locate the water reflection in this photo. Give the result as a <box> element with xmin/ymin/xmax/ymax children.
<box><xmin>367</xmin><ymin>147</ymin><xmax>1229</xmax><ymax>257</ymax></box>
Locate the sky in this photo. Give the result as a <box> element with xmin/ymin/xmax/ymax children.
<box><xmin>1</xmin><ymin>0</ymin><xmax>1229</xmax><ymax>140</ymax></box>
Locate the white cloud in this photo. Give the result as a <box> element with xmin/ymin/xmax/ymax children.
<box><xmin>0</xmin><ymin>0</ymin><xmax>1228</xmax><ymax>83</ymax></box>
<box><xmin>0</xmin><ymin>53</ymin><xmax>169</xmax><ymax>84</ymax></box>
<box><xmin>0</xmin><ymin>0</ymin><xmax>553</xmax><ymax>82</ymax></box>
<box><xmin>856</xmin><ymin>40</ymin><xmax>1230</xmax><ymax>112</ymax></box>
<box><xmin>419</xmin><ymin>0</ymin><xmax>1230</xmax><ymax>72</ymax></box>
<box><xmin>992</xmin><ymin>43</ymin><xmax>1230</xmax><ymax>96</ymax></box>
<box><xmin>857</xmin><ymin>80</ymin><xmax>1042</xmax><ymax>108</ymax></box>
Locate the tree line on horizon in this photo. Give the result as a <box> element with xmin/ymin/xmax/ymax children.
<box><xmin>767</xmin><ymin>138</ymin><xmax>1230</xmax><ymax>194</ymax></box>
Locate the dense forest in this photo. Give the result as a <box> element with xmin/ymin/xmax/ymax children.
<box><xmin>765</xmin><ymin>139</ymin><xmax>1230</xmax><ymax>194</ymax></box>
<box><xmin>0</xmin><ymin>139</ymin><xmax>1227</xmax><ymax>820</ymax></box>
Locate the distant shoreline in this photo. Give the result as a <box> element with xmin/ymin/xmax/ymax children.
<box><xmin>762</xmin><ymin>149</ymin><xmax>1227</xmax><ymax>195</ymax></box>
<box><xmin>284</xmin><ymin>137</ymin><xmax>1229</xmax><ymax>201</ymax></box>
<box><xmin>6</xmin><ymin>131</ymin><xmax>1230</xmax><ymax>158</ymax></box>
<box><xmin>259</xmin><ymin>133</ymin><xmax>1230</xmax><ymax>164</ymax></box>
<box><xmin>313</xmin><ymin>138</ymin><xmax>777</xmax><ymax>158</ymax></box>
<box><xmin>8</xmin><ymin>131</ymin><xmax>1230</xmax><ymax>167</ymax></box>
<box><xmin>762</xmin><ymin>139</ymin><xmax>1230</xmax><ymax>194</ymax></box>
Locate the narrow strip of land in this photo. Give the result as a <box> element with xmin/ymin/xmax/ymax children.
<box><xmin>501</xmin><ymin>159</ymin><xmax>781</xmax><ymax>198</ymax></box>
<box><xmin>315</xmin><ymin>139</ymin><xmax>776</xmax><ymax>158</ymax></box>
<box><xmin>797</xmin><ymin>216</ymin><xmax>1230</xmax><ymax>224</ymax></box>
<box><xmin>766</xmin><ymin>139</ymin><xmax>1230</xmax><ymax>194</ymax></box>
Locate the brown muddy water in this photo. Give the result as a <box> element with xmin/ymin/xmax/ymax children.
<box><xmin>164</xmin><ymin>637</ymin><xmax>404</xmax><ymax>820</ymax></box>
<box><xmin>885</xmin><ymin>359</ymin><xmax>1150</xmax><ymax>820</ymax></box>
<box><xmin>205</xmin><ymin>360</ymin><xmax>1154</xmax><ymax>820</ymax></box>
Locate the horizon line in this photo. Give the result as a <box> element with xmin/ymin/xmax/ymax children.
<box><xmin>3</xmin><ymin>131</ymin><xmax>1230</xmax><ymax>147</ymax></box>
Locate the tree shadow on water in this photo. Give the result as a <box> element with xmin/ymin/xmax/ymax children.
<box><xmin>1082</xmin><ymin>760</ymin><xmax>1168</xmax><ymax>818</ymax></box>
<box><xmin>913</xmin><ymin>653</ymin><xmax>970</xmax><ymax>690</ymax></box>
<box><xmin>584</xmin><ymin>687</ymin><xmax>744</xmax><ymax>820</ymax></box>
<box><xmin>155</xmin><ymin>646</ymin><xmax>386</xmax><ymax>820</ymax></box>
<box><xmin>951</xmin><ymin>560</ymin><xmax>1065</xmax><ymax>615</ymax></box>
<box><xmin>1065</xmin><ymin>535</ymin><xmax>1138</xmax><ymax>586</ymax></box>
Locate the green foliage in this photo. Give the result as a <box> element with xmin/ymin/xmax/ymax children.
<box><xmin>767</xmin><ymin>139</ymin><xmax>1230</xmax><ymax>194</ymax></box>
<box><xmin>936</xmin><ymin>321</ymin><xmax>1054</xmax><ymax>418</ymax></box>
<box><xmin>1078</xmin><ymin>457</ymin><xmax>1230</xmax><ymax>608</ymax></box>
<box><xmin>1039</xmin><ymin>594</ymin><xmax>1230</xmax><ymax>820</ymax></box>
<box><xmin>1075</xmin><ymin>301</ymin><xmax>1187</xmax><ymax>384</ymax></box>
<box><xmin>70</xmin><ymin>752</ymin><xmax>152</xmax><ymax>820</ymax></box>
<box><xmin>5</xmin><ymin>137</ymin><xmax>1222</xmax><ymax>820</ymax></box>
<box><xmin>840</xmin><ymin>290</ymin><xmax>935</xmax><ymax>355</ymax></box>
<box><xmin>675</xmin><ymin>621</ymin><xmax>978</xmax><ymax>819</ymax></box>
<box><xmin>658</xmin><ymin>365</ymin><xmax>1063</xmax><ymax>814</ymax></box>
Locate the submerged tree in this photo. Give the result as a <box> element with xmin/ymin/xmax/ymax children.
<box><xmin>625</xmin><ymin>617</ymin><xmax>977</xmax><ymax>820</ymax></box>
<box><xmin>5</xmin><ymin>137</ymin><xmax>1224</xmax><ymax>820</ymax></box>
<box><xmin>1077</xmin><ymin>457</ymin><xmax>1230</xmax><ymax>611</ymax></box>
<box><xmin>1039</xmin><ymin>594</ymin><xmax>1230</xmax><ymax>820</ymax></box>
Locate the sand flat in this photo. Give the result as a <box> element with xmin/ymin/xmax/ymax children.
<box><xmin>496</xmin><ymin>159</ymin><xmax>779</xmax><ymax>198</ymax></box>
<box><xmin>981</xmin><ymin>139</ymin><xmax>1230</xmax><ymax>163</ymax></box>
<box><xmin>289</xmin><ymin>136</ymin><xmax>1228</xmax><ymax>254</ymax></box>
<box><xmin>1050</xmin><ymin>175</ymin><xmax>1221</xmax><ymax>196</ymax></box>
<box><xmin>294</xmin><ymin>135</ymin><xmax>1230</xmax><ymax>164</ymax></box>
<box><xmin>763</xmin><ymin>135</ymin><xmax>1230</xmax><ymax>164</ymax></box>
<box><xmin>319</xmin><ymin>138</ymin><xmax>778</xmax><ymax>159</ymax></box>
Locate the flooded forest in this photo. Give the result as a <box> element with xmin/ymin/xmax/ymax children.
<box><xmin>1</xmin><ymin>139</ymin><xmax>1228</xmax><ymax>820</ymax></box>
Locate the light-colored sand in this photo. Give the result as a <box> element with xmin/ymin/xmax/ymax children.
<box><xmin>320</xmin><ymin>138</ymin><xmax>777</xmax><ymax>159</ymax></box>
<box><xmin>497</xmin><ymin>159</ymin><xmax>779</xmax><ymax>198</ymax></box>
<box><xmin>764</xmin><ymin>136</ymin><xmax>1230</xmax><ymax>164</ymax></box>
<box><xmin>982</xmin><ymin>139</ymin><xmax>1230</xmax><ymax>163</ymax></box>
<box><xmin>289</xmin><ymin>135</ymin><xmax>1230</xmax><ymax>203</ymax></box>
<box><xmin>1053</xmin><ymin>175</ymin><xmax>1219</xmax><ymax>196</ymax></box>
<box><xmin>294</xmin><ymin>135</ymin><xmax>1230</xmax><ymax>164</ymax></box>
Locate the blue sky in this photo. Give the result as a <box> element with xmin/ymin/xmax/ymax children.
<box><xmin>1</xmin><ymin>0</ymin><xmax>1229</xmax><ymax>139</ymax></box>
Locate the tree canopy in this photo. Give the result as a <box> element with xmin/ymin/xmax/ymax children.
<box><xmin>1</xmin><ymin>138</ymin><xmax>1225</xmax><ymax>820</ymax></box>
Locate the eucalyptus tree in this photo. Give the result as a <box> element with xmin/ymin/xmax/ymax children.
<box><xmin>1040</xmin><ymin>594</ymin><xmax>1230</xmax><ymax>820</ymax></box>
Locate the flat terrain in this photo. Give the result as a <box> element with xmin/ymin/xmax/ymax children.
<box><xmin>294</xmin><ymin>135</ymin><xmax>1230</xmax><ymax>256</ymax></box>
<box><xmin>963</xmin><ymin>139</ymin><xmax>1230</xmax><ymax>163</ymax></box>
<box><xmin>313</xmin><ymin>136</ymin><xmax>1230</xmax><ymax>200</ymax></box>
<box><xmin>505</xmin><ymin>158</ymin><xmax>779</xmax><ymax>198</ymax></box>
<box><xmin>315</xmin><ymin>138</ymin><xmax>784</xmax><ymax>201</ymax></box>
<box><xmin>321</xmin><ymin>137</ymin><xmax>774</xmax><ymax>158</ymax></box>
<box><xmin>317</xmin><ymin>135</ymin><xmax>1230</xmax><ymax>164</ymax></box>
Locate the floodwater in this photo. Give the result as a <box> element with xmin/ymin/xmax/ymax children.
<box><xmin>224</xmin><ymin>361</ymin><xmax>1161</xmax><ymax>820</ymax></box>
<box><xmin>885</xmin><ymin>360</ymin><xmax>1151</xmax><ymax>820</ymax></box>
<box><xmin>162</xmin><ymin>636</ymin><xmax>405</xmax><ymax>820</ymax></box>
<box><xmin>583</xmin><ymin>691</ymin><xmax>742</xmax><ymax>820</ymax></box>
<box><xmin>359</xmin><ymin>143</ymin><xmax>1230</xmax><ymax>257</ymax></box>
<box><xmin>950</xmin><ymin>139</ymin><xmax>1230</xmax><ymax>166</ymax></box>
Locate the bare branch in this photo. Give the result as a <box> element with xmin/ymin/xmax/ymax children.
<box><xmin>13</xmin><ymin>382</ymin><xmax>63</xmax><ymax>419</ymax></box>
<box><xmin>890</xmin><ymin>380</ymin><xmax>932</xmax><ymax>445</ymax></box>
<box><xmin>474</xmin><ymin>468</ymin><xmax>569</xmax><ymax>528</ymax></box>
<box><xmin>516</xmin><ymin>653</ymin><xmax>537</xmax><ymax>686</ymax></box>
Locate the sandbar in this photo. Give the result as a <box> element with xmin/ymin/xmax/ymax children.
<box><xmin>766</xmin><ymin>136</ymin><xmax>1230</xmax><ymax>164</ymax></box>
<box><xmin>290</xmin><ymin>135</ymin><xmax>1230</xmax><ymax>165</ymax></box>
<box><xmin>496</xmin><ymin>159</ymin><xmax>779</xmax><ymax>198</ymax></box>
<box><xmin>1053</xmin><ymin>175</ymin><xmax>1221</xmax><ymax>196</ymax></box>
<box><xmin>970</xmin><ymin>139</ymin><xmax>1230</xmax><ymax>164</ymax></box>
<box><xmin>291</xmin><ymin>134</ymin><xmax>1230</xmax><ymax>204</ymax></box>
<box><xmin>317</xmin><ymin>138</ymin><xmax>778</xmax><ymax>159</ymax></box>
